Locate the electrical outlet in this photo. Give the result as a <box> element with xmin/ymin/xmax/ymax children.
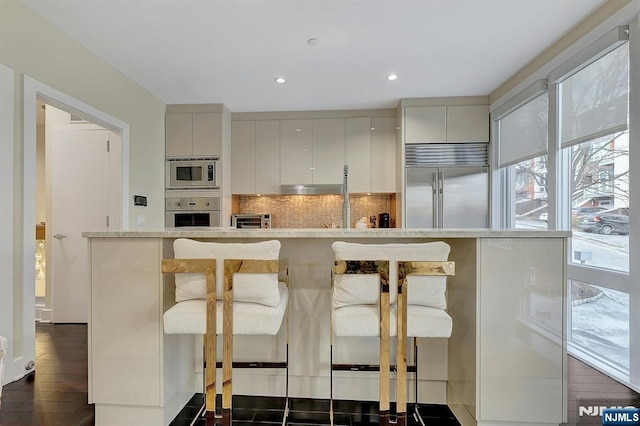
<box><xmin>137</xmin><ymin>215</ymin><xmax>145</xmax><ymax>226</ymax></box>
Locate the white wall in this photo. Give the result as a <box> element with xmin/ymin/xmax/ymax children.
<box><xmin>0</xmin><ymin>64</ymin><xmax>18</xmax><ymax>384</ymax></box>
<box><xmin>0</xmin><ymin>0</ymin><xmax>166</xmax><ymax>384</ymax></box>
<box><xmin>36</xmin><ymin>123</ymin><xmax>45</xmax><ymax>224</ymax></box>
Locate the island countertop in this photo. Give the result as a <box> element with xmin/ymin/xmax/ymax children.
<box><xmin>83</xmin><ymin>227</ymin><xmax>571</xmax><ymax>238</ymax></box>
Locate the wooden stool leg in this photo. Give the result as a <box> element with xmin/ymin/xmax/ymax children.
<box><xmin>205</xmin><ymin>268</ymin><xmax>217</xmax><ymax>417</ymax></box>
<box><xmin>380</xmin><ymin>280</ymin><xmax>391</xmax><ymax>426</ymax></box>
<box><xmin>222</xmin><ymin>269</ymin><xmax>233</xmax><ymax>426</ymax></box>
<box><xmin>396</xmin><ymin>277</ymin><xmax>408</xmax><ymax>426</ymax></box>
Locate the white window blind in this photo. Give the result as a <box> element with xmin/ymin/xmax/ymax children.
<box><xmin>559</xmin><ymin>43</ymin><xmax>629</xmax><ymax>147</ymax></box>
<box><xmin>498</xmin><ymin>92</ymin><xmax>548</xmax><ymax>167</ymax></box>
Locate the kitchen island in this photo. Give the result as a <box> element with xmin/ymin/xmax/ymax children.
<box><xmin>84</xmin><ymin>228</ymin><xmax>570</xmax><ymax>426</ymax></box>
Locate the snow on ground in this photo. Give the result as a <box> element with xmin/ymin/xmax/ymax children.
<box><xmin>571</xmin><ymin>285</ymin><xmax>629</xmax><ymax>368</ymax></box>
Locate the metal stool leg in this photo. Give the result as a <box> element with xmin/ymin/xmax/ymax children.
<box><xmin>413</xmin><ymin>337</ymin><xmax>426</xmax><ymax>426</ymax></box>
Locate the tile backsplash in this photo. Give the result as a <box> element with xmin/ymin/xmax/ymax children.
<box><xmin>235</xmin><ymin>194</ymin><xmax>395</xmax><ymax>228</ymax></box>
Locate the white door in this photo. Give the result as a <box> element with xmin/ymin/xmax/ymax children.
<box><xmin>49</xmin><ymin>127</ymin><xmax>116</xmax><ymax>323</ymax></box>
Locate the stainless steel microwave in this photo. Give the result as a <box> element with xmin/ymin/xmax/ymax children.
<box><xmin>166</xmin><ymin>158</ymin><xmax>219</xmax><ymax>189</ymax></box>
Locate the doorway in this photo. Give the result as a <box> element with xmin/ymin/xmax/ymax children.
<box><xmin>11</xmin><ymin>76</ymin><xmax>131</xmax><ymax>384</ymax></box>
<box><xmin>35</xmin><ymin>101</ymin><xmax>123</xmax><ymax>323</ymax></box>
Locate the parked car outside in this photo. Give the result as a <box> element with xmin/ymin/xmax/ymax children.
<box><xmin>539</xmin><ymin>212</ymin><xmax>548</xmax><ymax>222</ymax></box>
<box><xmin>572</xmin><ymin>206</ymin><xmax>608</xmax><ymax>226</ymax></box>
<box><xmin>578</xmin><ymin>213</ymin><xmax>629</xmax><ymax>235</ymax></box>
<box><xmin>574</xmin><ymin>206</ymin><xmax>607</xmax><ymax>218</ymax></box>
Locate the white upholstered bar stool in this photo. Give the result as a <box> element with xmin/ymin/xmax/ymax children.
<box><xmin>162</xmin><ymin>239</ymin><xmax>289</xmax><ymax>426</ymax></box>
<box><xmin>330</xmin><ymin>241</ymin><xmax>454</xmax><ymax>426</ymax></box>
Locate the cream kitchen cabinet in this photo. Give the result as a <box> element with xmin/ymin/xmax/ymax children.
<box><xmin>345</xmin><ymin>117</ymin><xmax>371</xmax><ymax>193</ymax></box>
<box><xmin>256</xmin><ymin>120</ymin><xmax>280</xmax><ymax>194</ymax></box>
<box><xmin>166</xmin><ymin>112</ymin><xmax>220</xmax><ymax>157</ymax></box>
<box><xmin>231</xmin><ymin>120</ymin><xmax>281</xmax><ymax>194</ymax></box>
<box><xmin>404</xmin><ymin>106</ymin><xmax>446</xmax><ymax>143</ymax></box>
<box><xmin>231</xmin><ymin>120</ymin><xmax>256</xmax><ymax>194</ymax></box>
<box><xmin>446</xmin><ymin>105</ymin><xmax>490</xmax><ymax>142</ymax></box>
<box><xmin>280</xmin><ymin>118</ymin><xmax>343</xmax><ymax>185</ymax></box>
<box><xmin>345</xmin><ymin>116</ymin><xmax>396</xmax><ymax>193</ymax></box>
<box><xmin>312</xmin><ymin>118</ymin><xmax>345</xmax><ymax>185</ymax></box>
<box><xmin>232</xmin><ymin>114</ymin><xmax>395</xmax><ymax>194</ymax></box>
<box><xmin>370</xmin><ymin>116</ymin><xmax>396</xmax><ymax>193</ymax></box>
<box><xmin>404</xmin><ymin>104</ymin><xmax>488</xmax><ymax>144</ymax></box>
<box><xmin>280</xmin><ymin>119</ymin><xmax>313</xmax><ymax>185</ymax></box>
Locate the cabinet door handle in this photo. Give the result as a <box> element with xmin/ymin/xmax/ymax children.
<box><xmin>53</xmin><ymin>233</ymin><xmax>67</xmax><ymax>240</ymax></box>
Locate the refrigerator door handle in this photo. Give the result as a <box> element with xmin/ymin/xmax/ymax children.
<box><xmin>438</xmin><ymin>171</ymin><xmax>444</xmax><ymax>228</ymax></box>
<box><xmin>432</xmin><ymin>172</ymin><xmax>438</xmax><ymax>227</ymax></box>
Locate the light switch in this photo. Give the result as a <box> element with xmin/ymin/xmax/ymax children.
<box><xmin>137</xmin><ymin>215</ymin><xmax>145</xmax><ymax>226</ymax></box>
<box><xmin>133</xmin><ymin>195</ymin><xmax>147</xmax><ymax>206</ymax></box>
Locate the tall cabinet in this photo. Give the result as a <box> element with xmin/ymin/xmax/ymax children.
<box><xmin>165</xmin><ymin>104</ymin><xmax>232</xmax><ymax>224</ymax></box>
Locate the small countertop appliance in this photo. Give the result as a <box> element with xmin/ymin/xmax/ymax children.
<box><xmin>378</xmin><ymin>213</ymin><xmax>390</xmax><ymax>228</ymax></box>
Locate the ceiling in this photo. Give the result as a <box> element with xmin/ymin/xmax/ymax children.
<box><xmin>21</xmin><ymin>0</ymin><xmax>606</xmax><ymax>112</ymax></box>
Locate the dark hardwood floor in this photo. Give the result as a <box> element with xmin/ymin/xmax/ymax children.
<box><xmin>0</xmin><ymin>324</ymin><xmax>93</xmax><ymax>425</ymax></box>
<box><xmin>1</xmin><ymin>323</ymin><xmax>638</xmax><ymax>425</ymax></box>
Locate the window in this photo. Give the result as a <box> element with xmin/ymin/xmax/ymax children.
<box><xmin>568</xmin><ymin>132</ymin><xmax>629</xmax><ymax>272</ymax></box>
<box><xmin>513</xmin><ymin>155</ymin><xmax>548</xmax><ymax>229</ymax></box>
<box><xmin>558</xmin><ymin>41</ymin><xmax>630</xmax><ymax>371</ymax></box>
<box><xmin>495</xmin><ymin>83</ymin><xmax>549</xmax><ymax>228</ymax></box>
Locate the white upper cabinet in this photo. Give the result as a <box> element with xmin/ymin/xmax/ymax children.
<box><xmin>345</xmin><ymin>117</ymin><xmax>371</xmax><ymax>193</ymax></box>
<box><xmin>312</xmin><ymin>118</ymin><xmax>345</xmax><ymax>185</ymax></box>
<box><xmin>446</xmin><ymin>105</ymin><xmax>489</xmax><ymax>142</ymax></box>
<box><xmin>192</xmin><ymin>112</ymin><xmax>221</xmax><ymax>156</ymax></box>
<box><xmin>345</xmin><ymin>116</ymin><xmax>397</xmax><ymax>193</ymax></box>
<box><xmin>370</xmin><ymin>116</ymin><xmax>396</xmax><ymax>193</ymax></box>
<box><xmin>231</xmin><ymin>120</ymin><xmax>281</xmax><ymax>194</ymax></box>
<box><xmin>280</xmin><ymin>119</ymin><xmax>313</xmax><ymax>185</ymax></box>
<box><xmin>404</xmin><ymin>104</ymin><xmax>489</xmax><ymax>144</ymax></box>
<box><xmin>165</xmin><ymin>113</ymin><xmax>192</xmax><ymax>157</ymax></box>
<box><xmin>166</xmin><ymin>112</ymin><xmax>221</xmax><ymax>157</ymax></box>
<box><xmin>231</xmin><ymin>114</ymin><xmax>397</xmax><ymax>194</ymax></box>
<box><xmin>231</xmin><ymin>120</ymin><xmax>256</xmax><ymax>194</ymax></box>
<box><xmin>405</xmin><ymin>106</ymin><xmax>446</xmax><ymax>143</ymax></box>
<box><xmin>255</xmin><ymin>120</ymin><xmax>281</xmax><ymax>194</ymax></box>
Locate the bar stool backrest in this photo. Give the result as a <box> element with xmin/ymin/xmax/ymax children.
<box><xmin>172</xmin><ymin>238</ymin><xmax>281</xmax><ymax>305</ymax></box>
<box><xmin>331</xmin><ymin>241</ymin><xmax>451</xmax><ymax>310</ymax></box>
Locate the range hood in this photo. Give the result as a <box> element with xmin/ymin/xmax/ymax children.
<box><xmin>280</xmin><ymin>184</ymin><xmax>343</xmax><ymax>195</ymax></box>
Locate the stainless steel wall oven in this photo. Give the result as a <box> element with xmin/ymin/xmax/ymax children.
<box><xmin>165</xmin><ymin>196</ymin><xmax>220</xmax><ymax>227</ymax></box>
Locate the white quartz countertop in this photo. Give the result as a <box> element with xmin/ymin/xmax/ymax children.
<box><xmin>83</xmin><ymin>227</ymin><xmax>571</xmax><ymax>238</ymax></box>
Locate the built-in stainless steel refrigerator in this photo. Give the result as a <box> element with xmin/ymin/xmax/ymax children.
<box><xmin>405</xmin><ymin>143</ymin><xmax>489</xmax><ymax>228</ymax></box>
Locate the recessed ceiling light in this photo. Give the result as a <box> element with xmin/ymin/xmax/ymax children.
<box><xmin>275</xmin><ymin>77</ymin><xmax>286</xmax><ymax>84</ymax></box>
<box><xmin>307</xmin><ymin>38</ymin><xmax>318</xmax><ymax>46</ymax></box>
<box><xmin>387</xmin><ymin>74</ymin><xmax>398</xmax><ymax>81</ymax></box>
